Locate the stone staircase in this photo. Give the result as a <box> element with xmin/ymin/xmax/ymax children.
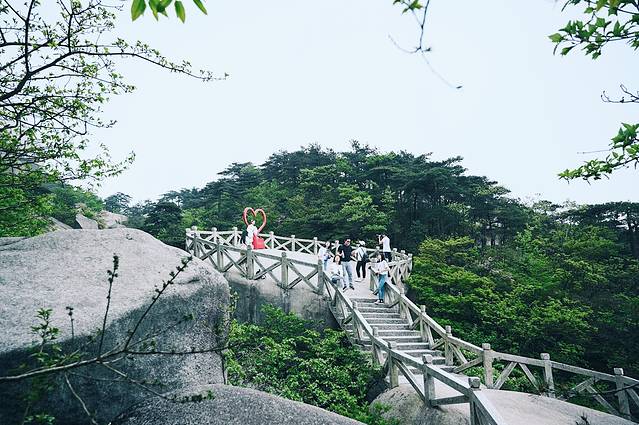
<box><xmin>342</xmin><ymin>298</ymin><xmax>452</xmax><ymax>374</ymax></box>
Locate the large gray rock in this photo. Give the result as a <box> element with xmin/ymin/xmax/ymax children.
<box><xmin>49</xmin><ymin>217</ymin><xmax>72</xmax><ymax>230</ymax></box>
<box><xmin>0</xmin><ymin>229</ymin><xmax>230</xmax><ymax>424</ymax></box>
<box><xmin>99</xmin><ymin>210</ymin><xmax>128</xmax><ymax>229</ymax></box>
<box><xmin>374</xmin><ymin>383</ymin><xmax>636</xmax><ymax>425</ymax></box>
<box><xmin>226</xmin><ymin>270</ymin><xmax>338</xmax><ymax>328</ymax></box>
<box><xmin>74</xmin><ymin>213</ymin><xmax>99</xmax><ymax>229</ymax></box>
<box><xmin>113</xmin><ymin>384</ymin><xmax>363</xmax><ymax>425</ymax></box>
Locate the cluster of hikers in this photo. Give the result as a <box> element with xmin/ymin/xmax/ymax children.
<box><xmin>317</xmin><ymin>235</ymin><xmax>393</xmax><ymax>305</ymax></box>
<box><xmin>241</xmin><ymin>218</ymin><xmax>394</xmax><ymax>305</ymax></box>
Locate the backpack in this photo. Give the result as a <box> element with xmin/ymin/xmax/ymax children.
<box><xmin>360</xmin><ymin>248</ymin><xmax>369</xmax><ymax>262</ymax></box>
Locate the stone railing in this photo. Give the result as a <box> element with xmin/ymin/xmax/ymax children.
<box><xmin>186</xmin><ymin>227</ymin><xmax>639</xmax><ymax>423</ymax></box>
<box><xmin>186</xmin><ymin>227</ymin><xmax>506</xmax><ymax>424</ymax></box>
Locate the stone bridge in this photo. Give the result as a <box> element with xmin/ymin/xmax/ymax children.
<box><xmin>186</xmin><ymin>228</ymin><xmax>639</xmax><ymax>425</ymax></box>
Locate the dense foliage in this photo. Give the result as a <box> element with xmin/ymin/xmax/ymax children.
<box><xmin>121</xmin><ymin>143</ymin><xmax>530</xmax><ymax>252</ymax></box>
<box><xmin>0</xmin><ymin>183</ymin><xmax>103</xmax><ymax>236</ymax></box>
<box><xmin>226</xmin><ymin>305</ymin><xmax>394</xmax><ymax>425</ymax></box>
<box><xmin>407</xmin><ymin>201</ymin><xmax>639</xmax><ymax>377</ymax></box>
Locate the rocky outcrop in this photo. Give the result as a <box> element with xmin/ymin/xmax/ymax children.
<box><xmin>49</xmin><ymin>217</ymin><xmax>72</xmax><ymax>230</ymax></box>
<box><xmin>226</xmin><ymin>270</ymin><xmax>338</xmax><ymax>327</ymax></box>
<box><xmin>99</xmin><ymin>210</ymin><xmax>128</xmax><ymax>229</ymax></box>
<box><xmin>374</xmin><ymin>383</ymin><xmax>636</xmax><ymax>425</ymax></box>
<box><xmin>0</xmin><ymin>229</ymin><xmax>230</xmax><ymax>424</ymax></box>
<box><xmin>113</xmin><ymin>384</ymin><xmax>363</xmax><ymax>425</ymax></box>
<box><xmin>74</xmin><ymin>212</ymin><xmax>99</xmax><ymax>229</ymax></box>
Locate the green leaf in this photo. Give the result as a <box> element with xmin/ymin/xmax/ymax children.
<box><xmin>549</xmin><ymin>33</ymin><xmax>564</xmax><ymax>43</ymax></box>
<box><xmin>131</xmin><ymin>0</ymin><xmax>146</xmax><ymax>21</ymax></box>
<box><xmin>148</xmin><ymin>0</ymin><xmax>159</xmax><ymax>19</ymax></box>
<box><xmin>175</xmin><ymin>0</ymin><xmax>185</xmax><ymax>22</ymax></box>
<box><xmin>193</xmin><ymin>0</ymin><xmax>207</xmax><ymax>15</ymax></box>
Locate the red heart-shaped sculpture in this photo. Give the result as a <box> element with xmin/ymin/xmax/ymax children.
<box><xmin>243</xmin><ymin>207</ymin><xmax>267</xmax><ymax>233</ymax></box>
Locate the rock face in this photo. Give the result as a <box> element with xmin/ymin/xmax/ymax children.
<box><xmin>374</xmin><ymin>383</ymin><xmax>636</xmax><ymax>425</ymax></box>
<box><xmin>49</xmin><ymin>217</ymin><xmax>72</xmax><ymax>231</ymax></box>
<box><xmin>74</xmin><ymin>213</ymin><xmax>99</xmax><ymax>229</ymax></box>
<box><xmin>99</xmin><ymin>210</ymin><xmax>128</xmax><ymax>229</ymax></box>
<box><xmin>226</xmin><ymin>270</ymin><xmax>338</xmax><ymax>327</ymax></box>
<box><xmin>0</xmin><ymin>229</ymin><xmax>230</xmax><ymax>424</ymax></box>
<box><xmin>113</xmin><ymin>384</ymin><xmax>364</xmax><ymax>425</ymax></box>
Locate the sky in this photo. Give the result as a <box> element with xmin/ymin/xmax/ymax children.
<box><xmin>95</xmin><ymin>0</ymin><xmax>639</xmax><ymax>205</ymax></box>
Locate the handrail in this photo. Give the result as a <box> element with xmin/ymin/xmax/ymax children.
<box><xmin>186</xmin><ymin>227</ymin><xmax>639</xmax><ymax>423</ymax></box>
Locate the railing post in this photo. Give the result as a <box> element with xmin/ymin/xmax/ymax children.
<box><xmin>334</xmin><ymin>240</ymin><xmax>339</xmax><ymax>255</ymax></box>
<box><xmin>369</xmin><ymin>266</ymin><xmax>376</xmax><ymax>291</ymax></box>
<box><xmin>482</xmin><ymin>343</ymin><xmax>494</xmax><ymax>388</ymax></box>
<box><xmin>540</xmin><ymin>353</ymin><xmax>555</xmax><ymax>398</ymax></box>
<box><xmin>211</xmin><ymin>227</ymin><xmax>218</xmax><ymax>242</ymax></box>
<box><xmin>352</xmin><ymin>301</ymin><xmax>361</xmax><ymax>342</ymax></box>
<box><xmin>246</xmin><ymin>245</ymin><xmax>254</xmax><ymax>279</ymax></box>
<box><xmin>392</xmin><ymin>247</ymin><xmax>398</xmax><ymax>261</ymax></box>
<box><xmin>216</xmin><ymin>240</ymin><xmax>223</xmax><ymax>270</ymax></box>
<box><xmin>281</xmin><ymin>252</ymin><xmax>289</xmax><ymax>288</ymax></box>
<box><xmin>423</xmin><ymin>354</ymin><xmax>435</xmax><ymax>407</ymax></box>
<box><xmin>445</xmin><ymin>325</ymin><xmax>453</xmax><ymax>366</ymax></box>
<box><xmin>408</xmin><ymin>253</ymin><xmax>413</xmax><ymax>272</ymax></box>
<box><xmin>313</xmin><ymin>237</ymin><xmax>318</xmax><ymax>255</ymax></box>
<box><xmin>388</xmin><ymin>341</ymin><xmax>399</xmax><ymax>388</ymax></box>
<box><xmin>614</xmin><ymin>368</ymin><xmax>631</xmax><ymax>420</ymax></box>
<box><xmin>290</xmin><ymin>234</ymin><xmax>296</xmax><ymax>251</ymax></box>
<box><xmin>232</xmin><ymin>226</ymin><xmax>238</xmax><ymax>246</ymax></box>
<box><xmin>269</xmin><ymin>231</ymin><xmax>275</xmax><ymax>249</ymax></box>
<box><xmin>398</xmin><ymin>288</ymin><xmax>405</xmax><ymax>319</ymax></box>
<box><xmin>469</xmin><ymin>377</ymin><xmax>482</xmax><ymax>425</ymax></box>
<box><xmin>420</xmin><ymin>305</ymin><xmax>434</xmax><ymax>346</ymax></box>
<box><xmin>372</xmin><ymin>327</ymin><xmax>380</xmax><ymax>366</ymax></box>
<box><xmin>316</xmin><ymin>259</ymin><xmax>325</xmax><ymax>295</ymax></box>
<box><xmin>191</xmin><ymin>226</ymin><xmax>199</xmax><ymax>257</ymax></box>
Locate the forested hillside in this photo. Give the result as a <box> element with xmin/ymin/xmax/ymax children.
<box><xmin>108</xmin><ymin>143</ymin><xmax>638</xmax><ymax>381</ymax></box>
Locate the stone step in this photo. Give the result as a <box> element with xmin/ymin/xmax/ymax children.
<box><xmin>377</xmin><ymin>330</ymin><xmax>421</xmax><ymax>337</ymax></box>
<box><xmin>345</xmin><ymin>322</ymin><xmax>410</xmax><ymax>330</ymax></box>
<box><xmin>403</xmin><ymin>349</ymin><xmax>443</xmax><ymax>358</ymax></box>
<box><xmin>357</xmin><ymin>304</ymin><xmax>399</xmax><ymax>313</ymax></box>
<box><xmin>380</xmin><ymin>352</ymin><xmax>447</xmax><ymax>366</ymax></box>
<box><xmin>396</xmin><ymin>342</ymin><xmax>433</xmax><ymax>351</ymax></box>
<box><xmin>365</xmin><ymin>317</ymin><xmax>406</xmax><ymax>324</ymax></box>
<box><xmin>351</xmin><ymin>298</ymin><xmax>382</xmax><ymax>304</ymax></box>
<box><xmin>360</xmin><ymin>312</ymin><xmax>402</xmax><ymax>319</ymax></box>
<box><xmin>360</xmin><ymin>335</ymin><xmax>424</xmax><ymax>344</ymax></box>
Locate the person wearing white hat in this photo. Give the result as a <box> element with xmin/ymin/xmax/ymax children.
<box><xmin>354</xmin><ymin>241</ymin><xmax>369</xmax><ymax>282</ymax></box>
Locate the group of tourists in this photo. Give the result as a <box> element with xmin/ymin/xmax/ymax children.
<box><xmin>317</xmin><ymin>234</ymin><xmax>393</xmax><ymax>305</ymax></box>
<box><xmin>241</xmin><ymin>216</ymin><xmax>394</xmax><ymax>305</ymax></box>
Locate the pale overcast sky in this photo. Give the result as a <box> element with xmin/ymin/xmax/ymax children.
<box><xmin>95</xmin><ymin>0</ymin><xmax>638</xmax><ymax>205</ymax></box>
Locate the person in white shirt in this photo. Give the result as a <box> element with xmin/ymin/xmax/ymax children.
<box><xmin>373</xmin><ymin>253</ymin><xmax>390</xmax><ymax>304</ymax></box>
<box><xmin>354</xmin><ymin>241</ymin><xmax>368</xmax><ymax>281</ymax></box>
<box><xmin>245</xmin><ymin>220</ymin><xmax>257</xmax><ymax>248</ymax></box>
<box><xmin>378</xmin><ymin>234</ymin><xmax>392</xmax><ymax>262</ymax></box>
<box><xmin>328</xmin><ymin>255</ymin><xmax>346</xmax><ymax>290</ymax></box>
<box><xmin>317</xmin><ymin>240</ymin><xmax>331</xmax><ymax>270</ymax></box>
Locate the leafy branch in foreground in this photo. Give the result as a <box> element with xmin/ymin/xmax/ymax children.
<box><xmin>550</xmin><ymin>0</ymin><xmax>639</xmax><ymax>180</ymax></box>
<box><xmin>131</xmin><ymin>0</ymin><xmax>208</xmax><ymax>22</ymax></box>
<box><xmin>0</xmin><ymin>0</ymin><xmax>224</xmax><ymax>236</ymax></box>
<box><xmin>1</xmin><ymin>255</ymin><xmax>235</xmax><ymax>425</ymax></box>
<box><xmin>559</xmin><ymin>123</ymin><xmax>639</xmax><ymax>180</ymax></box>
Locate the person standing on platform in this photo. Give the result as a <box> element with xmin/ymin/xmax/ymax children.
<box><xmin>317</xmin><ymin>240</ymin><xmax>331</xmax><ymax>270</ymax></box>
<box><xmin>246</xmin><ymin>219</ymin><xmax>257</xmax><ymax>248</ymax></box>
<box><xmin>354</xmin><ymin>241</ymin><xmax>368</xmax><ymax>282</ymax></box>
<box><xmin>338</xmin><ymin>239</ymin><xmax>355</xmax><ymax>290</ymax></box>
<box><xmin>378</xmin><ymin>233</ymin><xmax>392</xmax><ymax>262</ymax></box>
<box><xmin>374</xmin><ymin>253</ymin><xmax>390</xmax><ymax>304</ymax></box>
